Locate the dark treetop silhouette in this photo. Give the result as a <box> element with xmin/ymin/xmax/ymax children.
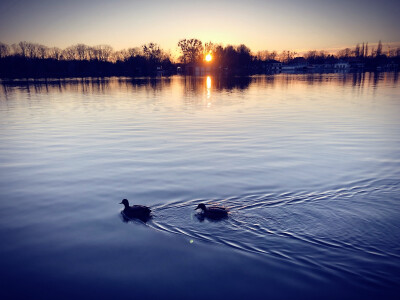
<box><xmin>0</xmin><ymin>39</ymin><xmax>398</xmax><ymax>78</ymax></box>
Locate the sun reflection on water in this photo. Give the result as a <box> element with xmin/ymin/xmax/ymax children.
<box><xmin>206</xmin><ymin>76</ymin><xmax>212</xmax><ymax>89</ymax></box>
<box><xmin>206</xmin><ymin>76</ymin><xmax>212</xmax><ymax>106</ymax></box>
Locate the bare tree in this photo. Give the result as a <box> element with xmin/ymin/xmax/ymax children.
<box><xmin>127</xmin><ymin>47</ymin><xmax>141</xmax><ymax>58</ymax></box>
<box><xmin>354</xmin><ymin>44</ymin><xmax>360</xmax><ymax>58</ymax></box>
<box><xmin>319</xmin><ymin>50</ymin><xmax>327</xmax><ymax>58</ymax></box>
<box><xmin>76</xmin><ymin>44</ymin><xmax>89</xmax><ymax>60</ymax></box>
<box><xmin>370</xmin><ymin>47</ymin><xmax>375</xmax><ymax>57</ymax></box>
<box><xmin>102</xmin><ymin>45</ymin><xmax>113</xmax><ymax>61</ymax></box>
<box><xmin>258</xmin><ymin>50</ymin><xmax>278</xmax><ymax>61</ymax></box>
<box><xmin>361</xmin><ymin>42</ymin><xmax>365</xmax><ymax>58</ymax></box>
<box><xmin>142</xmin><ymin>42</ymin><xmax>161</xmax><ymax>61</ymax></box>
<box><xmin>237</xmin><ymin>44</ymin><xmax>251</xmax><ymax>55</ymax></box>
<box><xmin>48</xmin><ymin>47</ymin><xmax>62</xmax><ymax>60</ymax></box>
<box><xmin>204</xmin><ymin>41</ymin><xmax>216</xmax><ymax>56</ymax></box>
<box><xmin>178</xmin><ymin>38</ymin><xmax>203</xmax><ymax>63</ymax></box>
<box><xmin>376</xmin><ymin>40</ymin><xmax>382</xmax><ymax>56</ymax></box>
<box><xmin>38</xmin><ymin>44</ymin><xmax>48</xmax><ymax>59</ymax></box>
<box><xmin>63</xmin><ymin>46</ymin><xmax>77</xmax><ymax>60</ymax></box>
<box><xmin>114</xmin><ymin>49</ymin><xmax>130</xmax><ymax>62</ymax></box>
<box><xmin>387</xmin><ymin>46</ymin><xmax>397</xmax><ymax>57</ymax></box>
<box><xmin>337</xmin><ymin>48</ymin><xmax>352</xmax><ymax>58</ymax></box>
<box><xmin>278</xmin><ymin>50</ymin><xmax>297</xmax><ymax>63</ymax></box>
<box><xmin>18</xmin><ymin>41</ymin><xmax>29</xmax><ymax>57</ymax></box>
<box><xmin>25</xmin><ymin>42</ymin><xmax>41</xmax><ymax>58</ymax></box>
<box><xmin>92</xmin><ymin>45</ymin><xmax>113</xmax><ymax>61</ymax></box>
<box><xmin>305</xmin><ymin>50</ymin><xmax>318</xmax><ymax>60</ymax></box>
<box><xmin>87</xmin><ymin>47</ymin><xmax>96</xmax><ymax>61</ymax></box>
<box><xmin>0</xmin><ymin>42</ymin><xmax>10</xmax><ymax>58</ymax></box>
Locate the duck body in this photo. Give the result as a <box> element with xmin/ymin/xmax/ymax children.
<box><xmin>195</xmin><ymin>203</ymin><xmax>228</xmax><ymax>220</ymax></box>
<box><xmin>120</xmin><ymin>199</ymin><xmax>151</xmax><ymax>221</ymax></box>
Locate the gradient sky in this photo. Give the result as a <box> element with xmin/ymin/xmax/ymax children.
<box><xmin>1</xmin><ymin>0</ymin><xmax>399</xmax><ymax>55</ymax></box>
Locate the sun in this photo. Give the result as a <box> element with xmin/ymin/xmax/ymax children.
<box><xmin>205</xmin><ymin>53</ymin><xmax>212</xmax><ymax>62</ymax></box>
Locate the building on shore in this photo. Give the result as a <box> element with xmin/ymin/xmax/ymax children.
<box><xmin>263</xmin><ymin>60</ymin><xmax>282</xmax><ymax>72</ymax></box>
<box><xmin>334</xmin><ymin>61</ymin><xmax>350</xmax><ymax>70</ymax></box>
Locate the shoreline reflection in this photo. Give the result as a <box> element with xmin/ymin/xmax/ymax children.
<box><xmin>0</xmin><ymin>72</ymin><xmax>398</xmax><ymax>99</ymax></box>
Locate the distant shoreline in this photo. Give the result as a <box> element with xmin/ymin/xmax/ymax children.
<box><xmin>0</xmin><ymin>70</ymin><xmax>398</xmax><ymax>83</ymax></box>
<box><xmin>1</xmin><ymin>40</ymin><xmax>398</xmax><ymax>79</ymax></box>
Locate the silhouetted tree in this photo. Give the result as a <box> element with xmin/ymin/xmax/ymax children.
<box><xmin>127</xmin><ymin>47</ymin><xmax>141</xmax><ymax>59</ymax></box>
<box><xmin>304</xmin><ymin>50</ymin><xmax>327</xmax><ymax>64</ymax></box>
<box><xmin>337</xmin><ymin>48</ymin><xmax>352</xmax><ymax>58</ymax></box>
<box><xmin>204</xmin><ymin>42</ymin><xmax>216</xmax><ymax>56</ymax></box>
<box><xmin>93</xmin><ymin>45</ymin><xmax>113</xmax><ymax>61</ymax></box>
<box><xmin>0</xmin><ymin>42</ymin><xmax>10</xmax><ymax>58</ymax></box>
<box><xmin>305</xmin><ymin>50</ymin><xmax>317</xmax><ymax>60</ymax></box>
<box><xmin>1</xmin><ymin>39</ymin><xmax>398</xmax><ymax>79</ymax></box>
<box><xmin>26</xmin><ymin>42</ymin><xmax>43</xmax><ymax>59</ymax></box>
<box><xmin>178</xmin><ymin>39</ymin><xmax>203</xmax><ymax>63</ymax></box>
<box><xmin>142</xmin><ymin>43</ymin><xmax>162</xmax><ymax>61</ymax></box>
<box><xmin>18</xmin><ymin>41</ymin><xmax>29</xmax><ymax>57</ymax></box>
<box><xmin>387</xmin><ymin>46</ymin><xmax>398</xmax><ymax>57</ymax></box>
<box><xmin>370</xmin><ymin>47</ymin><xmax>375</xmax><ymax>57</ymax></box>
<box><xmin>63</xmin><ymin>46</ymin><xmax>77</xmax><ymax>60</ymax></box>
<box><xmin>376</xmin><ymin>40</ymin><xmax>383</xmax><ymax>56</ymax></box>
<box><xmin>256</xmin><ymin>50</ymin><xmax>277</xmax><ymax>61</ymax></box>
<box><xmin>75</xmin><ymin>44</ymin><xmax>89</xmax><ymax>60</ymax></box>
<box><xmin>47</xmin><ymin>47</ymin><xmax>62</xmax><ymax>60</ymax></box>
<box><xmin>38</xmin><ymin>45</ymin><xmax>48</xmax><ymax>59</ymax></box>
<box><xmin>361</xmin><ymin>43</ymin><xmax>365</xmax><ymax>58</ymax></box>
<box><xmin>10</xmin><ymin>44</ymin><xmax>21</xmax><ymax>56</ymax></box>
<box><xmin>354</xmin><ymin>44</ymin><xmax>360</xmax><ymax>58</ymax></box>
<box><xmin>237</xmin><ymin>44</ymin><xmax>252</xmax><ymax>67</ymax></box>
<box><xmin>114</xmin><ymin>49</ymin><xmax>130</xmax><ymax>62</ymax></box>
<box><xmin>278</xmin><ymin>50</ymin><xmax>297</xmax><ymax>63</ymax></box>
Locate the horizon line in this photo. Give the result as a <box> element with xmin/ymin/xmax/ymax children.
<box><xmin>2</xmin><ymin>39</ymin><xmax>400</xmax><ymax>59</ymax></box>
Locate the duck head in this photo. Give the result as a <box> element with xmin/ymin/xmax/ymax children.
<box><xmin>195</xmin><ymin>203</ymin><xmax>206</xmax><ymax>211</ymax></box>
<box><xmin>120</xmin><ymin>199</ymin><xmax>129</xmax><ymax>208</ymax></box>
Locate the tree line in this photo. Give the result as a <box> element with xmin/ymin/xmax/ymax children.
<box><xmin>0</xmin><ymin>39</ymin><xmax>399</xmax><ymax>78</ymax></box>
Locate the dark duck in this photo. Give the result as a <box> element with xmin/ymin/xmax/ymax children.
<box><xmin>120</xmin><ymin>199</ymin><xmax>151</xmax><ymax>222</ymax></box>
<box><xmin>195</xmin><ymin>203</ymin><xmax>228</xmax><ymax>220</ymax></box>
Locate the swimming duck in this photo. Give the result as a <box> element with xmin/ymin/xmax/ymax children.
<box><xmin>120</xmin><ymin>199</ymin><xmax>151</xmax><ymax>221</ymax></box>
<box><xmin>195</xmin><ymin>203</ymin><xmax>228</xmax><ymax>219</ymax></box>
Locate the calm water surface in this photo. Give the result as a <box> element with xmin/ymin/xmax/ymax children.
<box><xmin>0</xmin><ymin>73</ymin><xmax>399</xmax><ymax>299</ymax></box>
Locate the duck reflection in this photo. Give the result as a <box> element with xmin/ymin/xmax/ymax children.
<box><xmin>120</xmin><ymin>212</ymin><xmax>152</xmax><ymax>224</ymax></box>
<box><xmin>195</xmin><ymin>213</ymin><xmax>228</xmax><ymax>222</ymax></box>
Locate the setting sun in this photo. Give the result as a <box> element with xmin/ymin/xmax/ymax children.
<box><xmin>205</xmin><ymin>54</ymin><xmax>212</xmax><ymax>62</ymax></box>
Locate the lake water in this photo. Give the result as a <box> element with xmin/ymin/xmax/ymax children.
<box><xmin>0</xmin><ymin>73</ymin><xmax>399</xmax><ymax>299</ymax></box>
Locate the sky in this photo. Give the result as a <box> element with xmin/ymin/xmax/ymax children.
<box><xmin>0</xmin><ymin>0</ymin><xmax>399</xmax><ymax>56</ymax></box>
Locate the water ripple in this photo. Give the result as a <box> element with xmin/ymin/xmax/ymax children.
<box><xmin>144</xmin><ymin>179</ymin><xmax>400</xmax><ymax>286</ymax></box>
